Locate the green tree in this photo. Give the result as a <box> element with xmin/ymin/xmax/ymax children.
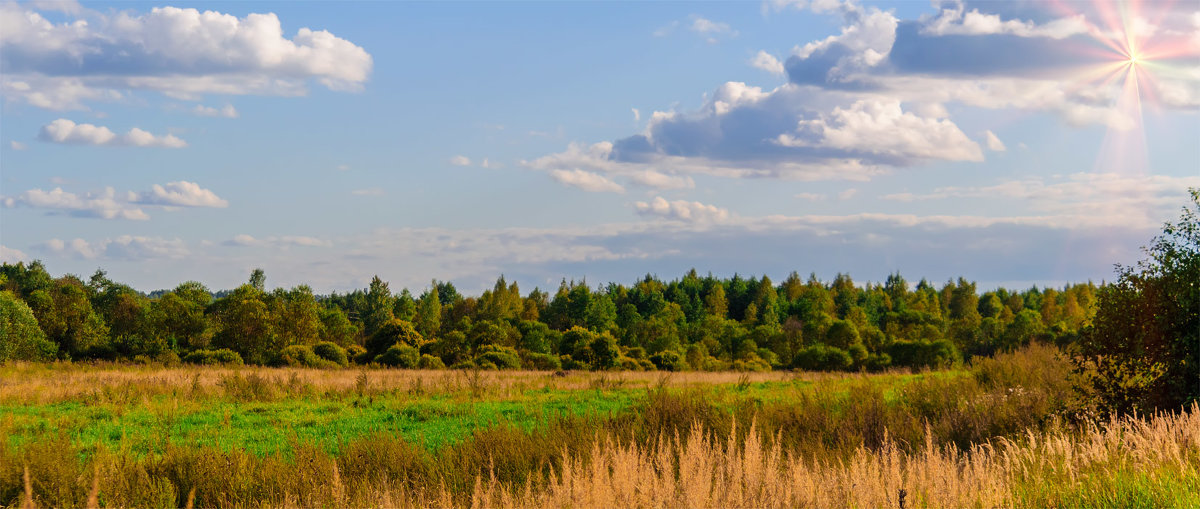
<box><xmin>363</xmin><ymin>276</ymin><xmax>394</xmax><ymax>336</ymax></box>
<box><xmin>0</xmin><ymin>290</ymin><xmax>58</xmax><ymax>361</ymax></box>
<box><xmin>1075</xmin><ymin>189</ymin><xmax>1200</xmax><ymax>413</ymax></box>
<box><xmin>210</xmin><ymin>285</ymin><xmax>277</xmax><ymax>365</ymax></box>
<box><xmin>414</xmin><ymin>284</ymin><xmax>442</xmax><ymax>338</ymax></box>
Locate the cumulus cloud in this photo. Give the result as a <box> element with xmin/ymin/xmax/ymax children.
<box><xmin>750</xmin><ymin>50</ymin><xmax>785</xmax><ymax>75</ymax></box>
<box><xmin>779</xmin><ymin>100</ymin><xmax>983</xmax><ymax>162</ymax></box>
<box><xmin>628</xmin><ymin>170</ymin><xmax>695</xmax><ymax>190</ymax></box>
<box><xmin>0</xmin><ymin>3</ymin><xmax>372</xmax><ymax>109</ymax></box>
<box><xmin>3</xmin><ymin>187</ymin><xmax>149</xmax><ymax>220</ymax></box>
<box><xmin>0</xmin><ymin>245</ymin><xmax>28</xmax><ymax>263</ymax></box>
<box><xmin>39</xmin><ymin>236</ymin><xmax>188</xmax><ymax>260</ymax></box>
<box><xmin>549</xmin><ymin>169</ymin><xmax>626</xmax><ymax>193</ymax></box>
<box><xmin>449</xmin><ymin>155</ymin><xmax>472</xmax><ymax>166</ymax></box>
<box><xmin>38</xmin><ymin>119</ymin><xmax>187</xmax><ymax>147</ymax></box>
<box><xmin>131</xmin><ymin>181</ymin><xmax>229</xmax><ymax>207</ymax></box>
<box><xmin>223</xmin><ymin>234</ymin><xmax>332</xmax><ymax>248</ymax></box>
<box><xmin>192</xmin><ymin>104</ymin><xmax>239</xmax><ymax>118</ymax></box>
<box><xmin>10</xmin><ymin>141</ymin><xmax>26</xmax><ymax>150</ymax></box>
<box><xmin>4</xmin><ymin>181</ymin><xmax>227</xmax><ymax>219</ymax></box>
<box><xmin>635</xmin><ymin>197</ymin><xmax>730</xmax><ymax>223</ymax></box>
<box><xmin>985</xmin><ymin>130</ymin><xmax>1006</xmax><ymax>151</ymax></box>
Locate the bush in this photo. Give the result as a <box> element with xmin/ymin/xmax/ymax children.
<box><xmin>792</xmin><ymin>345</ymin><xmax>853</xmax><ymax>371</ymax></box>
<box><xmin>474</xmin><ymin>344</ymin><xmax>521</xmax><ymax>370</ymax></box>
<box><xmin>183</xmin><ymin>348</ymin><xmax>244</xmax><ymax>366</ymax></box>
<box><xmin>366</xmin><ymin>319</ymin><xmax>423</xmax><ymax>358</ymax></box>
<box><xmin>888</xmin><ymin>339</ymin><xmax>959</xmax><ymax>370</ymax></box>
<box><xmin>522</xmin><ymin>351</ymin><xmax>562</xmax><ymax>371</ymax></box>
<box><xmin>277</xmin><ymin>344</ymin><xmax>335</xmax><ymax>368</ymax></box>
<box><xmin>374</xmin><ymin>344</ymin><xmax>419</xmax><ymax>368</ymax></box>
<box><xmin>864</xmin><ymin>352</ymin><xmax>892</xmax><ymax>372</ymax></box>
<box><xmin>649</xmin><ymin>350</ymin><xmax>684</xmax><ymax>371</ymax></box>
<box><xmin>418</xmin><ymin>354</ymin><xmax>445</xmax><ymax>370</ymax></box>
<box><xmin>312</xmin><ymin>341</ymin><xmax>349</xmax><ymax>367</ymax></box>
<box><xmin>346</xmin><ymin>344</ymin><xmax>369</xmax><ymax>364</ymax></box>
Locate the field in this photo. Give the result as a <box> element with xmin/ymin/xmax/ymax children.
<box><xmin>2</xmin><ymin>345</ymin><xmax>1198</xmax><ymax>508</ymax></box>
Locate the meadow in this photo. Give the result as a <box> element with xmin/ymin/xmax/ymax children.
<box><xmin>3</xmin><ymin>344</ymin><xmax>1197</xmax><ymax>508</ymax></box>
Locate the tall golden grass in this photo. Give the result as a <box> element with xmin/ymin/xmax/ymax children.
<box><xmin>8</xmin><ymin>404</ymin><xmax>1197</xmax><ymax>508</ymax></box>
<box><xmin>445</xmin><ymin>403</ymin><xmax>1199</xmax><ymax>509</ymax></box>
<box><xmin>0</xmin><ymin>362</ymin><xmax>825</xmax><ymax>405</ymax></box>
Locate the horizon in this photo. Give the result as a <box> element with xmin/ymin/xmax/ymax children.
<box><xmin>2</xmin><ymin>0</ymin><xmax>1198</xmax><ymax>295</ymax></box>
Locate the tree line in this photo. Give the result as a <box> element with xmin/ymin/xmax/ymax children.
<box><xmin>0</xmin><ymin>262</ymin><xmax>1097</xmax><ymax>373</ymax></box>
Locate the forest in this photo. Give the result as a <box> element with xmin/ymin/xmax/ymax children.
<box><xmin>2</xmin><ymin>260</ymin><xmax>1097</xmax><ymax>374</ymax></box>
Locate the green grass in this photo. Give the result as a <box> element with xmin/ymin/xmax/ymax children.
<box><xmin>1</xmin><ymin>388</ymin><xmax>640</xmax><ymax>457</ymax></box>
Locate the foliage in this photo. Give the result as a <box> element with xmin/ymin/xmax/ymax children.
<box><xmin>277</xmin><ymin>344</ymin><xmax>336</xmax><ymax>369</ymax></box>
<box><xmin>474</xmin><ymin>344</ymin><xmax>521</xmax><ymax>370</ymax></box>
<box><xmin>182</xmin><ymin>348</ymin><xmax>244</xmax><ymax>366</ymax></box>
<box><xmin>0</xmin><ymin>290</ymin><xmax>57</xmax><ymax>361</ymax></box>
<box><xmin>374</xmin><ymin>344</ymin><xmax>419</xmax><ymax>368</ymax></box>
<box><xmin>1075</xmin><ymin>189</ymin><xmax>1200</xmax><ymax>413</ymax></box>
<box><xmin>312</xmin><ymin>341</ymin><xmax>350</xmax><ymax>367</ymax></box>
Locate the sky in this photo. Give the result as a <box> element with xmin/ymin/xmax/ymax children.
<box><xmin>1</xmin><ymin>0</ymin><xmax>1198</xmax><ymax>295</ymax></box>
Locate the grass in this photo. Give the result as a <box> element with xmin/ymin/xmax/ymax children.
<box><xmin>5</xmin><ymin>344</ymin><xmax>1185</xmax><ymax>508</ymax></box>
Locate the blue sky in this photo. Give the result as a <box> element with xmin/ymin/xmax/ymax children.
<box><xmin>2</xmin><ymin>0</ymin><xmax>1198</xmax><ymax>294</ymax></box>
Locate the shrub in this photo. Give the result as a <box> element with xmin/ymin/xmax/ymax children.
<box><xmin>277</xmin><ymin>344</ymin><xmax>334</xmax><ymax>368</ymax></box>
<box><xmin>792</xmin><ymin>345</ymin><xmax>853</xmax><ymax>371</ymax></box>
<box><xmin>888</xmin><ymin>339</ymin><xmax>960</xmax><ymax>370</ymax></box>
<box><xmin>418</xmin><ymin>354</ymin><xmax>446</xmax><ymax>370</ymax></box>
<box><xmin>649</xmin><ymin>350</ymin><xmax>684</xmax><ymax>371</ymax></box>
<box><xmin>475</xmin><ymin>344</ymin><xmax>521</xmax><ymax>370</ymax></box>
<box><xmin>346</xmin><ymin>344</ymin><xmax>369</xmax><ymax>364</ymax></box>
<box><xmin>365</xmin><ymin>319</ymin><xmax>423</xmax><ymax>358</ymax></box>
<box><xmin>312</xmin><ymin>341</ymin><xmax>349</xmax><ymax>367</ymax></box>
<box><xmin>182</xmin><ymin>348</ymin><xmax>244</xmax><ymax>366</ymax></box>
<box><xmin>374</xmin><ymin>344</ymin><xmax>419</xmax><ymax>368</ymax></box>
<box><xmin>522</xmin><ymin>351</ymin><xmax>562</xmax><ymax>371</ymax></box>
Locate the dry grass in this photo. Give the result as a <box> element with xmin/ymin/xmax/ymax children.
<box><xmin>0</xmin><ymin>362</ymin><xmax>813</xmax><ymax>405</ymax></box>
<box><xmin>465</xmin><ymin>404</ymin><xmax>1200</xmax><ymax>509</ymax></box>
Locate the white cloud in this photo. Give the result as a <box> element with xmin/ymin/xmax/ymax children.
<box><xmin>3</xmin><ymin>187</ymin><xmax>149</xmax><ymax>220</ymax></box>
<box><xmin>39</xmin><ymin>236</ymin><xmax>188</xmax><ymax>260</ymax></box>
<box><xmin>750</xmin><ymin>50</ymin><xmax>785</xmax><ymax>75</ymax></box>
<box><xmin>132</xmin><ymin>181</ymin><xmax>228</xmax><ymax>208</ymax></box>
<box><xmin>632</xmin><ymin>108</ymin><xmax>641</xmax><ymax>122</ymax></box>
<box><xmin>628</xmin><ymin>170</ymin><xmax>695</xmax><ymax>190</ymax></box>
<box><xmin>351</xmin><ymin>188</ymin><xmax>385</xmax><ymax>196</ymax></box>
<box><xmin>634</xmin><ymin>196</ymin><xmax>730</xmax><ymax>223</ymax></box>
<box><xmin>5</xmin><ymin>181</ymin><xmax>227</xmax><ymax>219</ymax></box>
<box><xmin>0</xmin><ymin>245</ymin><xmax>28</xmax><ymax>263</ymax></box>
<box><xmin>9</xmin><ymin>141</ymin><xmax>26</xmax><ymax>150</ymax></box>
<box><xmin>0</xmin><ymin>3</ymin><xmax>372</xmax><ymax>108</ymax></box>
<box><xmin>838</xmin><ymin>188</ymin><xmax>858</xmax><ymax>200</ymax></box>
<box><xmin>880</xmin><ymin>173</ymin><xmax>1200</xmax><ymax>230</ymax></box>
<box><xmin>192</xmin><ymin>104</ymin><xmax>239</xmax><ymax>118</ymax></box>
<box><xmin>549</xmin><ymin>169</ymin><xmax>626</xmax><ymax>193</ymax></box>
<box><xmin>0</xmin><ymin>77</ymin><xmax>122</xmax><ymax>111</ymax></box>
<box><xmin>984</xmin><ymin>130</ymin><xmax>1007</xmax><ymax>152</ymax></box>
<box><xmin>780</xmin><ymin>100</ymin><xmax>983</xmax><ymax>162</ymax></box>
<box><xmin>223</xmin><ymin>234</ymin><xmax>331</xmax><ymax>248</ymax></box>
<box><xmin>449</xmin><ymin>155</ymin><xmax>472</xmax><ymax>166</ymax></box>
<box><xmin>795</xmin><ymin>192</ymin><xmax>826</xmax><ymax>201</ymax></box>
<box><xmin>336</xmin><ymin>164</ymin><xmax>350</xmax><ymax>172</ymax></box>
<box><xmin>689</xmin><ymin>15</ymin><xmax>738</xmax><ymax>43</ymax></box>
<box><xmin>922</xmin><ymin>6</ymin><xmax>1088</xmax><ymax>39</ymax></box>
<box><xmin>38</xmin><ymin>119</ymin><xmax>187</xmax><ymax>148</ymax></box>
